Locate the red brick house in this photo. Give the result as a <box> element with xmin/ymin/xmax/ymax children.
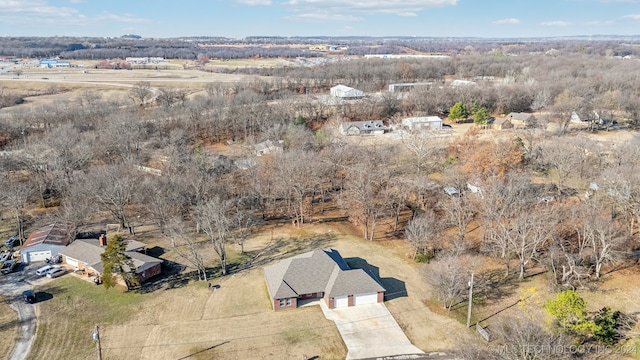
<box><xmin>59</xmin><ymin>235</ymin><xmax>162</xmax><ymax>285</ymax></box>
<box><xmin>264</xmin><ymin>249</ymin><xmax>385</xmax><ymax>311</ymax></box>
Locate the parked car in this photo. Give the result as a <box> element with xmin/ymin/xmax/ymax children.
<box><xmin>36</xmin><ymin>264</ymin><xmax>55</xmax><ymax>276</ymax></box>
<box><xmin>1</xmin><ymin>260</ymin><xmax>17</xmax><ymax>274</ymax></box>
<box><xmin>22</xmin><ymin>290</ymin><xmax>36</xmax><ymax>304</ymax></box>
<box><xmin>44</xmin><ymin>265</ymin><xmax>61</xmax><ymax>276</ymax></box>
<box><xmin>46</xmin><ymin>267</ymin><xmax>66</xmax><ymax>278</ymax></box>
<box><xmin>3</xmin><ymin>234</ymin><xmax>18</xmax><ymax>248</ymax></box>
<box><xmin>0</xmin><ymin>251</ymin><xmax>11</xmax><ymax>262</ymax></box>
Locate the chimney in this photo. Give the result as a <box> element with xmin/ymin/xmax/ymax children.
<box><xmin>99</xmin><ymin>234</ymin><xmax>107</xmax><ymax>247</ymax></box>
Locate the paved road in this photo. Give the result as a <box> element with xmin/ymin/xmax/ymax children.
<box><xmin>0</xmin><ymin>264</ymin><xmax>40</xmax><ymax>360</ymax></box>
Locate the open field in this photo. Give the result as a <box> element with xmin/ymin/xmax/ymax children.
<box><xmin>0</xmin><ymin>295</ymin><xmax>18</xmax><ymax>359</ymax></box>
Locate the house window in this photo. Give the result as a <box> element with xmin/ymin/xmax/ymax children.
<box><xmin>286</xmin><ymin>298</ymin><xmax>291</xmax><ymax>306</ymax></box>
<box><xmin>279</xmin><ymin>299</ymin><xmax>286</xmax><ymax>307</ymax></box>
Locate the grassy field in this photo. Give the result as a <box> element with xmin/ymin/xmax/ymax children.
<box><xmin>0</xmin><ymin>295</ymin><xmax>18</xmax><ymax>359</ymax></box>
<box><xmin>27</xmin><ymin>277</ymin><xmax>149</xmax><ymax>360</ymax></box>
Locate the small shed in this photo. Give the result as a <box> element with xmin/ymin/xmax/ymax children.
<box><xmin>492</xmin><ymin>117</ymin><xmax>513</xmax><ymax>130</ymax></box>
<box><xmin>330</xmin><ymin>85</ymin><xmax>364</xmax><ymax>99</ymax></box>
<box><xmin>505</xmin><ymin>112</ymin><xmax>535</xmax><ymax>128</ymax></box>
<box><xmin>255</xmin><ymin>140</ymin><xmax>283</xmax><ymax>156</ymax></box>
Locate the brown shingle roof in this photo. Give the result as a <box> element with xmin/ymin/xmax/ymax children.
<box><xmin>22</xmin><ymin>222</ymin><xmax>75</xmax><ymax>248</ymax></box>
<box><xmin>264</xmin><ymin>249</ymin><xmax>385</xmax><ymax>300</ymax></box>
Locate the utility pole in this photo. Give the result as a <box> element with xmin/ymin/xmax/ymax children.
<box><xmin>93</xmin><ymin>325</ymin><xmax>102</xmax><ymax>360</ymax></box>
<box><xmin>466</xmin><ymin>272</ymin><xmax>474</xmax><ymax>328</ymax></box>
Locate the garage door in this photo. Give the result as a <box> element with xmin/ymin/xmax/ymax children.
<box><xmin>66</xmin><ymin>257</ymin><xmax>79</xmax><ymax>268</ymax></box>
<box><xmin>354</xmin><ymin>292</ymin><xmax>378</xmax><ymax>306</ymax></box>
<box><xmin>334</xmin><ymin>296</ymin><xmax>349</xmax><ymax>308</ymax></box>
<box><xmin>27</xmin><ymin>250</ymin><xmax>51</xmax><ymax>263</ymax></box>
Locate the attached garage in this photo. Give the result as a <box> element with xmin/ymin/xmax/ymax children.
<box><xmin>65</xmin><ymin>256</ymin><xmax>79</xmax><ymax>268</ymax></box>
<box><xmin>353</xmin><ymin>292</ymin><xmax>379</xmax><ymax>306</ymax></box>
<box><xmin>334</xmin><ymin>296</ymin><xmax>349</xmax><ymax>308</ymax></box>
<box><xmin>24</xmin><ymin>250</ymin><xmax>51</xmax><ymax>263</ymax></box>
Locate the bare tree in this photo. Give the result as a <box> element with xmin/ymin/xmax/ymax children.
<box><xmin>129</xmin><ymin>81</ymin><xmax>153</xmax><ymax>106</ymax></box>
<box><xmin>0</xmin><ymin>178</ymin><xmax>32</xmax><ymax>242</ymax></box>
<box><xmin>195</xmin><ymin>197</ymin><xmax>230</xmax><ymax>276</ymax></box>
<box><xmin>165</xmin><ymin>218</ymin><xmax>209</xmax><ymax>281</ymax></box>
<box><xmin>440</xmin><ymin>193</ymin><xmax>475</xmax><ymax>253</ymax></box>
<box><xmin>405</xmin><ymin>210</ymin><xmax>442</xmax><ymax>259</ymax></box>
<box><xmin>88</xmin><ymin>163</ymin><xmax>141</xmax><ymax>231</ymax></box>
<box><xmin>402</xmin><ymin>131</ymin><xmax>442</xmax><ymax>177</ymax></box>
<box><xmin>425</xmin><ymin>254</ymin><xmax>469</xmax><ymax>311</ymax></box>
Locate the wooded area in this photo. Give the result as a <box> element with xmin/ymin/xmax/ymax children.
<box><xmin>1</xmin><ymin>36</ymin><xmax>640</xmax><ymax>356</ymax></box>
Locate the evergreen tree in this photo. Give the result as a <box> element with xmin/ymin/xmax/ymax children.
<box><xmin>100</xmin><ymin>235</ymin><xmax>139</xmax><ymax>290</ymax></box>
<box><xmin>448</xmin><ymin>101</ymin><xmax>468</xmax><ymax>123</ymax></box>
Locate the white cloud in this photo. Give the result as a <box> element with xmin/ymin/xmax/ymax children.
<box><xmin>493</xmin><ymin>18</ymin><xmax>520</xmax><ymax>25</ymax></box>
<box><xmin>236</xmin><ymin>0</ymin><xmax>272</xmax><ymax>5</ymax></box>
<box><xmin>585</xmin><ymin>20</ymin><xmax>614</xmax><ymax>25</ymax></box>
<box><xmin>95</xmin><ymin>12</ymin><xmax>152</xmax><ymax>24</ymax></box>
<box><xmin>284</xmin><ymin>0</ymin><xmax>457</xmax><ymax>17</ymax></box>
<box><xmin>622</xmin><ymin>14</ymin><xmax>640</xmax><ymax>20</ymax></box>
<box><xmin>285</xmin><ymin>13</ymin><xmax>364</xmax><ymax>22</ymax></box>
<box><xmin>540</xmin><ymin>21</ymin><xmax>572</xmax><ymax>26</ymax></box>
<box><xmin>0</xmin><ymin>1</ymin><xmax>152</xmax><ymax>27</ymax></box>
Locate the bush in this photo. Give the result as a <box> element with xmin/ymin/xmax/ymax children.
<box><xmin>415</xmin><ymin>253</ymin><xmax>434</xmax><ymax>263</ymax></box>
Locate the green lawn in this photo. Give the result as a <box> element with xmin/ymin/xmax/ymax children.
<box><xmin>27</xmin><ymin>276</ymin><xmax>149</xmax><ymax>360</ymax></box>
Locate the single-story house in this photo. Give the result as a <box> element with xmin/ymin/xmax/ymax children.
<box><xmin>402</xmin><ymin>116</ymin><xmax>443</xmax><ymax>131</ymax></box>
<box><xmin>330</xmin><ymin>84</ymin><xmax>364</xmax><ymax>99</ymax></box>
<box><xmin>20</xmin><ymin>222</ymin><xmax>76</xmax><ymax>263</ymax></box>
<box><xmin>59</xmin><ymin>235</ymin><xmax>161</xmax><ymax>284</ymax></box>
<box><xmin>505</xmin><ymin>112</ymin><xmax>535</xmax><ymax>128</ymax></box>
<box><xmin>255</xmin><ymin>140</ymin><xmax>283</xmax><ymax>156</ymax></box>
<box><xmin>339</xmin><ymin>120</ymin><xmax>385</xmax><ymax>136</ymax></box>
<box><xmin>388</xmin><ymin>82</ymin><xmax>432</xmax><ymax>93</ymax></box>
<box><xmin>492</xmin><ymin>117</ymin><xmax>513</xmax><ymax>130</ymax></box>
<box><xmin>264</xmin><ymin>249</ymin><xmax>385</xmax><ymax>311</ymax></box>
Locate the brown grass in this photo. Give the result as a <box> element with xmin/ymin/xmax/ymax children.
<box><xmin>0</xmin><ymin>295</ymin><xmax>18</xmax><ymax>358</ymax></box>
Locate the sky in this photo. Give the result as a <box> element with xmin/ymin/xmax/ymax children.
<box><xmin>0</xmin><ymin>0</ymin><xmax>639</xmax><ymax>39</ymax></box>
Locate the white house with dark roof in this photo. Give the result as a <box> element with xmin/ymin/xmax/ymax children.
<box><xmin>264</xmin><ymin>249</ymin><xmax>385</xmax><ymax>311</ymax></box>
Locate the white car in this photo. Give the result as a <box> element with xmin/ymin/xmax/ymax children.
<box><xmin>35</xmin><ymin>264</ymin><xmax>55</xmax><ymax>276</ymax></box>
<box><xmin>46</xmin><ymin>267</ymin><xmax>66</xmax><ymax>278</ymax></box>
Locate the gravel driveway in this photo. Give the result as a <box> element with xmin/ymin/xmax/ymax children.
<box><xmin>321</xmin><ymin>302</ymin><xmax>424</xmax><ymax>360</ymax></box>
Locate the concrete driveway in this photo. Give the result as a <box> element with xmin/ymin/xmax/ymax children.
<box><xmin>321</xmin><ymin>302</ymin><xmax>424</xmax><ymax>360</ymax></box>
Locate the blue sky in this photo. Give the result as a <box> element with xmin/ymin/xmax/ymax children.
<box><xmin>0</xmin><ymin>0</ymin><xmax>639</xmax><ymax>38</ymax></box>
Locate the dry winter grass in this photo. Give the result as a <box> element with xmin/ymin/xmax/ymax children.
<box><xmin>0</xmin><ymin>295</ymin><xmax>17</xmax><ymax>358</ymax></box>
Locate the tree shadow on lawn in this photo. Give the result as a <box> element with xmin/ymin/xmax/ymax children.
<box><xmin>345</xmin><ymin>257</ymin><xmax>408</xmax><ymax>301</ymax></box>
<box><xmin>136</xmin><ymin>260</ymin><xmax>187</xmax><ymax>293</ymax></box>
<box><xmin>241</xmin><ymin>233</ymin><xmax>337</xmax><ymax>271</ymax></box>
<box><xmin>472</xmin><ymin>268</ymin><xmax>523</xmax><ymax>307</ymax></box>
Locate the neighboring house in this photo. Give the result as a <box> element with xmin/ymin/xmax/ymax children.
<box><xmin>39</xmin><ymin>59</ymin><xmax>71</xmax><ymax>68</ymax></box>
<box><xmin>330</xmin><ymin>84</ymin><xmax>364</xmax><ymax>99</ymax></box>
<box><xmin>264</xmin><ymin>249</ymin><xmax>385</xmax><ymax>311</ymax></box>
<box><xmin>492</xmin><ymin>117</ymin><xmax>513</xmax><ymax>130</ymax></box>
<box><xmin>59</xmin><ymin>234</ymin><xmax>161</xmax><ymax>284</ymax></box>
<box><xmin>255</xmin><ymin>140</ymin><xmax>283</xmax><ymax>156</ymax></box>
<box><xmin>505</xmin><ymin>112</ymin><xmax>535</xmax><ymax>128</ymax></box>
<box><xmin>339</xmin><ymin>120</ymin><xmax>385</xmax><ymax>136</ymax></box>
<box><xmin>401</xmin><ymin>116</ymin><xmax>443</xmax><ymax>131</ymax></box>
<box><xmin>20</xmin><ymin>222</ymin><xmax>76</xmax><ymax>263</ymax></box>
<box><xmin>450</xmin><ymin>79</ymin><xmax>477</xmax><ymax>87</ymax></box>
<box><xmin>388</xmin><ymin>82</ymin><xmax>432</xmax><ymax>93</ymax></box>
